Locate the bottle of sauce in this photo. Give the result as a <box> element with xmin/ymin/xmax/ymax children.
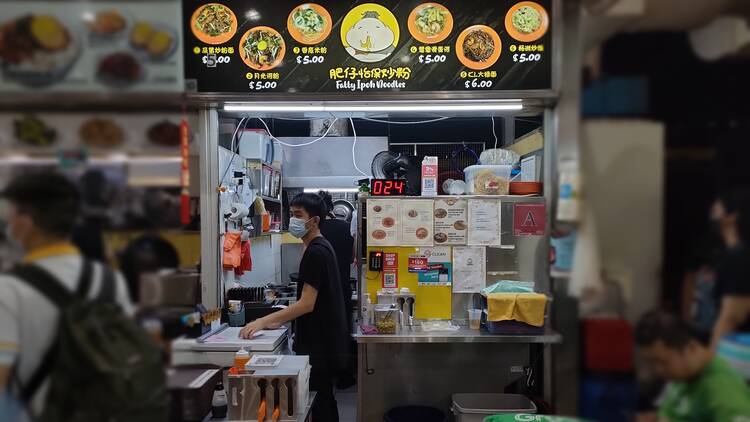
<box><xmin>234</xmin><ymin>348</ymin><xmax>250</xmax><ymax>371</ymax></box>
<box><xmin>211</xmin><ymin>382</ymin><xmax>228</xmax><ymax>418</ymax></box>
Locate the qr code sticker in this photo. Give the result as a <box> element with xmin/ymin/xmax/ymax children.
<box><xmin>383</xmin><ymin>272</ymin><xmax>396</xmax><ymax>288</ymax></box>
<box><xmin>423</xmin><ymin>179</ymin><xmax>435</xmax><ymax>189</ymax></box>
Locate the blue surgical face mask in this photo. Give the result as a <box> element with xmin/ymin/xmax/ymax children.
<box><xmin>289</xmin><ymin>217</ymin><xmax>312</xmax><ymax>239</ymax></box>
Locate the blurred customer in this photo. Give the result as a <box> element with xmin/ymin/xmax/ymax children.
<box><xmin>0</xmin><ymin>172</ymin><xmax>166</xmax><ymax>420</ymax></box>
<box><xmin>317</xmin><ymin>191</ymin><xmax>355</xmax><ymax>389</ymax></box>
<box><xmin>71</xmin><ymin>169</ymin><xmax>114</xmax><ymax>262</ymax></box>
<box><xmin>119</xmin><ymin>234</ymin><xmax>180</xmax><ymax>304</ymax></box>
<box><xmin>636</xmin><ymin>310</ymin><xmax>750</xmax><ymax>422</ymax></box>
<box><xmin>709</xmin><ymin>191</ymin><xmax>750</xmax><ymax>377</ymax></box>
<box><xmin>680</xmin><ymin>241</ymin><xmax>720</xmax><ymax>342</ymax></box>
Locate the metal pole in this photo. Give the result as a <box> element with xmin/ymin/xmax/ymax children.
<box><xmin>199</xmin><ymin>107</ymin><xmax>222</xmax><ymax>308</ymax></box>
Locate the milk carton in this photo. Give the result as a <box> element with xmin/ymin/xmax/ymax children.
<box><xmin>421</xmin><ymin>156</ymin><xmax>438</xmax><ymax>197</ymax></box>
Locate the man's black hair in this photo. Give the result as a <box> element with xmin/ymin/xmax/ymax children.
<box><xmin>318</xmin><ymin>190</ymin><xmax>335</xmax><ymax>216</ymax></box>
<box><xmin>290</xmin><ymin>193</ymin><xmax>327</xmax><ymax>219</ymax></box>
<box><xmin>1</xmin><ymin>172</ymin><xmax>80</xmax><ymax>238</ymax></box>
<box><xmin>635</xmin><ymin>310</ymin><xmax>697</xmax><ymax>349</ymax></box>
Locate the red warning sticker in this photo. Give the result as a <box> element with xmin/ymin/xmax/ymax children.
<box><xmin>513</xmin><ymin>203</ymin><xmax>547</xmax><ymax>236</ymax></box>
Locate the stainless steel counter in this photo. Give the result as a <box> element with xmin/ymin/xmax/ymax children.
<box><xmin>354</xmin><ymin>326</ymin><xmax>562</xmax><ymax>344</ymax></box>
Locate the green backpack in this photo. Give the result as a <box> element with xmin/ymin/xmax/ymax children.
<box><xmin>12</xmin><ymin>260</ymin><xmax>168</xmax><ymax>422</ymax></box>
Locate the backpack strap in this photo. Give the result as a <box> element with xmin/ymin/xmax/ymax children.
<box><xmin>97</xmin><ymin>266</ymin><xmax>116</xmax><ymax>303</ymax></box>
<box><xmin>11</xmin><ymin>260</ymin><xmax>94</xmax><ymax>402</ymax></box>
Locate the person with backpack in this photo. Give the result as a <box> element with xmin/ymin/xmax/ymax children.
<box><xmin>0</xmin><ymin>172</ymin><xmax>167</xmax><ymax>422</ymax></box>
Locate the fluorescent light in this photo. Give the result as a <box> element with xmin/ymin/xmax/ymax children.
<box><xmin>304</xmin><ymin>188</ymin><xmax>360</xmax><ymax>193</ymax></box>
<box><xmin>224</xmin><ymin>102</ymin><xmax>523</xmax><ymax>113</ymax></box>
<box><xmin>325</xmin><ymin>104</ymin><xmax>523</xmax><ymax>112</ymax></box>
<box><xmin>224</xmin><ymin>104</ymin><xmax>326</xmax><ymax>112</ymax></box>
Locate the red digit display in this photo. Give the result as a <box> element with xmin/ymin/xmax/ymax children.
<box><xmin>395</xmin><ymin>181</ymin><xmax>405</xmax><ymax>194</ymax></box>
<box><xmin>371</xmin><ymin>179</ymin><xmax>407</xmax><ymax>196</ymax></box>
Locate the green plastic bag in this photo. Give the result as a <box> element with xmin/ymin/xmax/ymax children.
<box><xmin>484</xmin><ymin>414</ymin><xmax>592</xmax><ymax>422</ymax></box>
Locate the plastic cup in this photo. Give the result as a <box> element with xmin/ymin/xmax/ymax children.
<box><xmin>468</xmin><ymin>309</ymin><xmax>482</xmax><ymax>330</ymax></box>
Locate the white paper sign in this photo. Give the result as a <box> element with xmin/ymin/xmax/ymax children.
<box><xmin>367</xmin><ymin>199</ymin><xmax>400</xmax><ymax>246</ymax></box>
<box><xmin>452</xmin><ymin>246</ymin><xmax>486</xmax><ymax>293</ymax></box>
<box><xmin>434</xmin><ymin>198</ymin><xmax>467</xmax><ymax>245</ymax></box>
<box><xmin>467</xmin><ymin>199</ymin><xmax>501</xmax><ymax>246</ymax></box>
<box><xmin>400</xmin><ymin>199</ymin><xmax>434</xmax><ymax>246</ymax></box>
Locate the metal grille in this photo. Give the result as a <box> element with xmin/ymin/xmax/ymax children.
<box><xmin>390</xmin><ymin>142</ymin><xmax>484</xmax><ymax>191</ymax></box>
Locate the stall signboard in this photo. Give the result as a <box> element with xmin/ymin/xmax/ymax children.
<box><xmin>183</xmin><ymin>0</ymin><xmax>553</xmax><ymax>94</ymax></box>
<box><xmin>0</xmin><ymin>1</ymin><xmax>184</xmax><ymax>93</ymax></box>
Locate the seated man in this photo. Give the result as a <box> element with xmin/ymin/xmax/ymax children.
<box><xmin>636</xmin><ymin>310</ymin><xmax>750</xmax><ymax>422</ymax></box>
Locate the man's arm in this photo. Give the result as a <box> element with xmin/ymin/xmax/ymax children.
<box><xmin>240</xmin><ymin>283</ymin><xmax>318</xmax><ymax>338</ymax></box>
<box><xmin>711</xmin><ymin>296</ymin><xmax>750</xmax><ymax>351</ymax></box>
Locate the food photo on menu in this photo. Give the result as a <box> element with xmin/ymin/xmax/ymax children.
<box><xmin>367</xmin><ymin>198</ymin><xmax>400</xmax><ymax>246</ymax></box>
<box><xmin>0</xmin><ymin>1</ymin><xmax>182</xmax><ymax>92</ymax></box>
<box><xmin>400</xmin><ymin>199</ymin><xmax>435</xmax><ymax>246</ymax></box>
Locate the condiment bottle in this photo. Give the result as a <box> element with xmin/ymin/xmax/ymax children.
<box><xmin>234</xmin><ymin>348</ymin><xmax>250</xmax><ymax>371</ymax></box>
<box><xmin>211</xmin><ymin>382</ymin><xmax>228</xmax><ymax>418</ymax></box>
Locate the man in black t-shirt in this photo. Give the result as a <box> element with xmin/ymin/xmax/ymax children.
<box><xmin>318</xmin><ymin>191</ymin><xmax>355</xmax><ymax>389</ymax></box>
<box><xmin>241</xmin><ymin>193</ymin><xmax>349</xmax><ymax>422</ymax></box>
<box><xmin>317</xmin><ymin>191</ymin><xmax>354</xmax><ymax>330</ymax></box>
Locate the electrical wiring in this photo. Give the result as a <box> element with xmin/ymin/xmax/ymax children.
<box><xmin>256</xmin><ymin>116</ymin><xmax>339</xmax><ymax>147</ymax></box>
<box><xmin>491</xmin><ymin>116</ymin><xmax>499</xmax><ymax>149</ymax></box>
<box><xmin>361</xmin><ymin>116</ymin><xmax>450</xmax><ymax>125</ymax></box>
<box><xmin>221</xmin><ymin>115</ymin><xmax>454</xmax><ymax>186</ymax></box>
<box><xmin>349</xmin><ymin>117</ymin><xmax>368</xmax><ymax>177</ymax></box>
<box><xmin>219</xmin><ymin>116</ymin><xmax>249</xmax><ymax>187</ymax></box>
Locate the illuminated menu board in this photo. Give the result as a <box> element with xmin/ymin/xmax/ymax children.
<box><xmin>183</xmin><ymin>0</ymin><xmax>553</xmax><ymax>94</ymax></box>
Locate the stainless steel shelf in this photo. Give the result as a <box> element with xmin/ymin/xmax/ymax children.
<box><xmin>355</xmin><ymin>326</ymin><xmax>562</xmax><ymax>344</ymax></box>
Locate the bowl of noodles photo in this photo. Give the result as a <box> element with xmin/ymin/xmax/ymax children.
<box><xmin>407</xmin><ymin>3</ymin><xmax>453</xmax><ymax>45</ymax></box>
<box><xmin>191</xmin><ymin>3</ymin><xmax>237</xmax><ymax>45</ymax></box>
<box><xmin>505</xmin><ymin>1</ymin><xmax>549</xmax><ymax>43</ymax></box>
<box><xmin>287</xmin><ymin>3</ymin><xmax>332</xmax><ymax>45</ymax></box>
<box><xmin>455</xmin><ymin>25</ymin><xmax>501</xmax><ymax>70</ymax></box>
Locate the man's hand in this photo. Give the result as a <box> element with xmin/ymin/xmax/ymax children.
<box><xmin>240</xmin><ymin>319</ymin><xmax>265</xmax><ymax>339</ymax></box>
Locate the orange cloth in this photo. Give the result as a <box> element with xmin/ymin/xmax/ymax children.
<box><xmin>223</xmin><ymin>232</ymin><xmax>242</xmax><ymax>269</ymax></box>
<box><xmin>235</xmin><ymin>240</ymin><xmax>252</xmax><ymax>275</ymax></box>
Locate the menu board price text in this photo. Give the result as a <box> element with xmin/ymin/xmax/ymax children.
<box><xmin>248</xmin><ymin>81</ymin><xmax>278</xmax><ymax>91</ymax></box>
<box><xmin>418</xmin><ymin>54</ymin><xmax>447</xmax><ymax>64</ymax></box>
<box><xmin>202</xmin><ymin>55</ymin><xmax>231</xmax><ymax>67</ymax></box>
<box><xmin>513</xmin><ymin>53</ymin><xmax>542</xmax><ymax>63</ymax></box>
<box><xmin>465</xmin><ymin>79</ymin><xmax>494</xmax><ymax>89</ymax></box>
<box><xmin>296</xmin><ymin>55</ymin><xmax>325</xmax><ymax>65</ymax></box>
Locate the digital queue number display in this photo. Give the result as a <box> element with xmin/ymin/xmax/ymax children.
<box><xmin>370</xmin><ymin>179</ymin><xmax>407</xmax><ymax>196</ymax></box>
